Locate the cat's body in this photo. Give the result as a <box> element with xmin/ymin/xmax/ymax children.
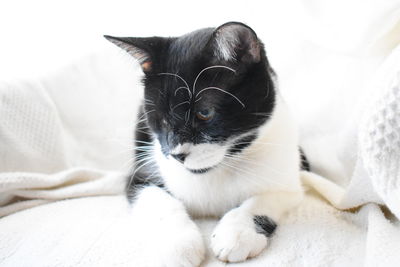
<box><xmin>106</xmin><ymin>22</ymin><xmax>305</xmax><ymax>266</ymax></box>
<box><xmin>154</xmin><ymin>96</ymin><xmax>302</xmax><ymax>218</ymax></box>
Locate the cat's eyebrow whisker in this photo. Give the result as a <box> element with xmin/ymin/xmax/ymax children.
<box><xmin>174</xmin><ymin>86</ymin><xmax>192</xmax><ymax>99</ymax></box>
<box><xmin>192</xmin><ymin>65</ymin><xmax>236</xmax><ymax>95</ymax></box>
<box><xmin>195</xmin><ymin>87</ymin><xmax>245</xmax><ymax>108</ymax></box>
<box><xmin>158</xmin><ymin>72</ymin><xmax>190</xmax><ymax>91</ymax></box>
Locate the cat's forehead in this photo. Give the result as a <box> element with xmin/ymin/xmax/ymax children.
<box><xmin>165</xmin><ymin>28</ymin><xmax>213</xmax><ymax>71</ymax></box>
<box><xmin>170</xmin><ymin>29</ymin><xmax>213</xmax><ymax>58</ymax></box>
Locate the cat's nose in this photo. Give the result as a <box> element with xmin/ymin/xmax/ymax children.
<box><xmin>171</xmin><ymin>153</ymin><xmax>188</xmax><ymax>163</ymax></box>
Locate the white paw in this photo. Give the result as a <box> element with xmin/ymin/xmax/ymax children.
<box><xmin>211</xmin><ymin>214</ymin><xmax>269</xmax><ymax>262</ymax></box>
<box><xmin>160</xmin><ymin>224</ymin><xmax>206</xmax><ymax>267</ymax></box>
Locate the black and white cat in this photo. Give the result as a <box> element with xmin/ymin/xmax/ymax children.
<box><xmin>105</xmin><ymin>22</ymin><xmax>306</xmax><ymax>266</ymax></box>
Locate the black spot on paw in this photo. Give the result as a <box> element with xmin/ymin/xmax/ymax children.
<box><xmin>253</xmin><ymin>215</ymin><xmax>277</xmax><ymax>237</ymax></box>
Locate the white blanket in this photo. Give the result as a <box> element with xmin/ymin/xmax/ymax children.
<box><xmin>0</xmin><ymin>53</ymin><xmax>140</xmax><ymax>216</ymax></box>
<box><xmin>1</xmin><ymin>3</ymin><xmax>400</xmax><ymax>266</ymax></box>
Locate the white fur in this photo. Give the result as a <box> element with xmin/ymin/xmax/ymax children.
<box><xmin>137</xmin><ymin>95</ymin><xmax>304</xmax><ymax>264</ymax></box>
<box><xmin>155</xmin><ymin>96</ymin><xmax>303</xmax><ymax>217</ymax></box>
<box><xmin>132</xmin><ymin>186</ymin><xmax>205</xmax><ymax>267</ymax></box>
<box><xmin>170</xmin><ymin>142</ymin><xmax>227</xmax><ymax>170</ymax></box>
<box><xmin>216</xmin><ymin>32</ymin><xmax>238</xmax><ymax>61</ymax></box>
<box><xmin>211</xmin><ymin>207</ymin><xmax>268</xmax><ymax>262</ymax></box>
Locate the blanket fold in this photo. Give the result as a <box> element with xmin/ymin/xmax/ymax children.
<box><xmin>1</xmin><ymin>5</ymin><xmax>400</xmax><ymax>264</ymax></box>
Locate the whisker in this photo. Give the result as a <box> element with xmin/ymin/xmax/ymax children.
<box><xmin>143</xmin><ymin>100</ymin><xmax>156</xmax><ymax>106</ymax></box>
<box><xmin>195</xmin><ymin>87</ymin><xmax>245</xmax><ymax>108</ymax></box>
<box><xmin>224</xmin><ymin>154</ymin><xmax>289</xmax><ymax>175</ymax></box>
<box><xmin>135</xmin><ymin>140</ymin><xmax>154</xmax><ymax>145</ymax></box>
<box><xmin>192</xmin><ymin>65</ymin><xmax>236</xmax><ymax>95</ymax></box>
<box><xmin>230</xmin><ymin>140</ymin><xmax>288</xmax><ymax>147</ymax></box>
<box><xmin>220</xmin><ymin>160</ymin><xmax>289</xmax><ymax>187</ymax></box>
<box><xmin>158</xmin><ymin>72</ymin><xmax>190</xmax><ymax>91</ymax></box>
<box><xmin>127</xmin><ymin>158</ymin><xmax>157</xmax><ymax>190</ymax></box>
<box><xmin>134</xmin><ymin>147</ymin><xmax>154</xmax><ymax>152</ymax></box>
<box><xmin>219</xmin><ymin>161</ymin><xmax>271</xmax><ymax>188</ymax></box>
<box><xmin>174</xmin><ymin>86</ymin><xmax>192</xmax><ymax>99</ymax></box>
<box><xmin>136</xmin><ymin>129</ymin><xmax>150</xmax><ymax>134</ymax></box>
<box><xmin>171</xmin><ymin>100</ymin><xmax>190</xmax><ymax>113</ymax></box>
<box><xmin>185</xmin><ymin>109</ymin><xmax>191</xmax><ymax>125</ymax></box>
<box><xmin>136</xmin><ymin>109</ymin><xmax>155</xmax><ymax>122</ymax></box>
<box><xmin>136</xmin><ymin>125</ymin><xmax>150</xmax><ymax>131</ymax></box>
<box><xmin>250</xmin><ymin>112</ymin><xmax>273</xmax><ymax>117</ymax></box>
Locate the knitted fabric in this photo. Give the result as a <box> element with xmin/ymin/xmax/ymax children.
<box><xmin>360</xmin><ymin>50</ymin><xmax>400</xmax><ymax>217</ymax></box>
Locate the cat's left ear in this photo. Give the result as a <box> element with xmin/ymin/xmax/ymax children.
<box><xmin>211</xmin><ymin>22</ymin><xmax>261</xmax><ymax>64</ymax></box>
<box><xmin>104</xmin><ymin>35</ymin><xmax>159</xmax><ymax>72</ymax></box>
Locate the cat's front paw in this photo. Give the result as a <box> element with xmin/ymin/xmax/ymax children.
<box><xmin>160</xmin><ymin>224</ymin><xmax>206</xmax><ymax>267</ymax></box>
<box><xmin>211</xmin><ymin>213</ymin><xmax>276</xmax><ymax>263</ymax></box>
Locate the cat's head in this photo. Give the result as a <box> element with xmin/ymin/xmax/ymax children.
<box><xmin>105</xmin><ymin>22</ymin><xmax>276</xmax><ymax>174</ymax></box>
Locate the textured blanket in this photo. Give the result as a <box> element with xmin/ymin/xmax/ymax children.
<box><xmin>0</xmin><ymin>53</ymin><xmax>139</xmax><ymax>216</ymax></box>
<box><xmin>1</xmin><ymin>6</ymin><xmax>400</xmax><ymax>266</ymax></box>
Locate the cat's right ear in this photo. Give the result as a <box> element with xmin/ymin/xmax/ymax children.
<box><xmin>104</xmin><ymin>35</ymin><xmax>158</xmax><ymax>72</ymax></box>
<box><xmin>210</xmin><ymin>22</ymin><xmax>261</xmax><ymax>64</ymax></box>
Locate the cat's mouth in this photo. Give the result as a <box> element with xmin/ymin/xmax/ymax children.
<box><xmin>186</xmin><ymin>167</ymin><xmax>214</xmax><ymax>174</ymax></box>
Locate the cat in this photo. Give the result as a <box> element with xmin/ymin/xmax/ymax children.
<box><xmin>105</xmin><ymin>21</ymin><xmax>307</xmax><ymax>266</ymax></box>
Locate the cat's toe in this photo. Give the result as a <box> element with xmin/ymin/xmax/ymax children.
<box><xmin>211</xmin><ymin>223</ymin><xmax>268</xmax><ymax>262</ymax></box>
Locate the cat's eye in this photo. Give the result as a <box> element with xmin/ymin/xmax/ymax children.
<box><xmin>196</xmin><ymin>108</ymin><xmax>215</xmax><ymax>121</ymax></box>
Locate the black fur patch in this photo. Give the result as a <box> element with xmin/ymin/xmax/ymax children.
<box><xmin>126</xmin><ymin>106</ymin><xmax>166</xmax><ymax>201</ymax></box>
<box><xmin>228</xmin><ymin>133</ymin><xmax>258</xmax><ymax>155</ymax></box>
<box><xmin>299</xmin><ymin>148</ymin><xmax>310</xmax><ymax>171</ymax></box>
<box><xmin>106</xmin><ymin>22</ymin><xmax>276</xmax><ymax>157</ymax></box>
<box><xmin>188</xmin><ymin>167</ymin><xmax>213</xmax><ymax>174</ymax></box>
<box><xmin>107</xmin><ymin>22</ymin><xmax>279</xmax><ymax>201</ymax></box>
<box><xmin>126</xmin><ymin>170</ymin><xmax>164</xmax><ymax>201</ymax></box>
<box><xmin>253</xmin><ymin>215</ymin><xmax>277</xmax><ymax>237</ymax></box>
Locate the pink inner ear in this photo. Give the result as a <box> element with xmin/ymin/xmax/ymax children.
<box><xmin>141</xmin><ymin>61</ymin><xmax>152</xmax><ymax>72</ymax></box>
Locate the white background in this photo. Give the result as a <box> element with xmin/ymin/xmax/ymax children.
<box><xmin>1</xmin><ymin>0</ymin><xmax>399</xmax><ymax>135</ymax></box>
<box><xmin>2</xmin><ymin>0</ymin><xmax>389</xmax><ymax>78</ymax></box>
<box><xmin>0</xmin><ymin>0</ymin><xmax>304</xmax><ymax>79</ymax></box>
